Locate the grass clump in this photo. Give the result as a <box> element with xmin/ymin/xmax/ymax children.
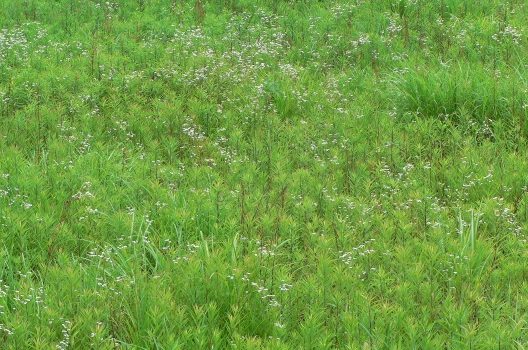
<box><xmin>393</xmin><ymin>64</ymin><xmax>527</xmax><ymax>126</ymax></box>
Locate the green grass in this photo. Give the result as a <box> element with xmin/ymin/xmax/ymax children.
<box><xmin>1</xmin><ymin>0</ymin><xmax>528</xmax><ymax>348</ymax></box>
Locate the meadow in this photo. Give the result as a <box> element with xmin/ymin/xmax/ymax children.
<box><xmin>0</xmin><ymin>0</ymin><xmax>528</xmax><ymax>348</ymax></box>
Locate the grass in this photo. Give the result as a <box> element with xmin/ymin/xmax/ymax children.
<box><xmin>1</xmin><ymin>0</ymin><xmax>528</xmax><ymax>348</ymax></box>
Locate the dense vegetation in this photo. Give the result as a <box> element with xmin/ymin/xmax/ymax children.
<box><xmin>1</xmin><ymin>0</ymin><xmax>528</xmax><ymax>348</ymax></box>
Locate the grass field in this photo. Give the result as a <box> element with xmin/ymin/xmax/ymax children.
<box><xmin>1</xmin><ymin>0</ymin><xmax>528</xmax><ymax>348</ymax></box>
